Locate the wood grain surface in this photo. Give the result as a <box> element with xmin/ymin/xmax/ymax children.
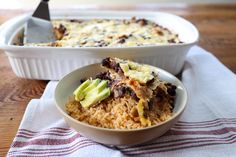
<box><xmin>0</xmin><ymin>4</ymin><xmax>236</xmax><ymax>156</ymax></box>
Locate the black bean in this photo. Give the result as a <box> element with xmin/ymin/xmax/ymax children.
<box><xmin>140</xmin><ymin>35</ymin><xmax>147</xmax><ymax>39</ymax></box>
<box><xmin>136</xmin><ymin>19</ymin><xmax>148</xmax><ymax>26</ymax></box>
<box><xmin>94</xmin><ymin>40</ymin><xmax>107</xmax><ymax>47</ymax></box>
<box><xmin>102</xmin><ymin>58</ymin><xmax>111</xmax><ymax>68</ymax></box>
<box><xmin>50</xmin><ymin>42</ymin><xmax>59</xmax><ymax>46</ymax></box>
<box><xmin>101</xmin><ymin>58</ymin><xmax>123</xmax><ymax>73</ymax></box>
<box><xmin>126</xmin><ymin>86</ymin><xmax>132</xmax><ymax>93</ymax></box>
<box><xmin>165</xmin><ymin>83</ymin><xmax>177</xmax><ymax>90</ymax></box>
<box><xmin>58</xmin><ymin>24</ymin><xmax>67</xmax><ymax>34</ymax></box>
<box><xmin>109</xmin><ymin>91</ymin><xmax>114</xmax><ymax>97</ymax></box>
<box><xmin>169</xmin><ymin>98</ymin><xmax>175</xmax><ymax>109</ymax></box>
<box><xmin>167</xmin><ymin>88</ymin><xmax>176</xmax><ymax>96</ymax></box>
<box><xmin>114</xmin><ymin>64</ymin><xmax>122</xmax><ymax>72</ymax></box>
<box><xmin>95</xmin><ymin>71</ymin><xmax>111</xmax><ymax>81</ymax></box>
<box><xmin>143</xmin><ymin>111</ymin><xmax>148</xmax><ymax>118</ymax></box>
<box><xmin>156</xmin><ymin>93</ymin><xmax>163</xmax><ymax>101</ymax></box>
<box><xmin>80</xmin><ymin>78</ymin><xmax>87</xmax><ymax>84</ymax></box>
<box><xmin>172</xmin><ymin>85</ymin><xmax>177</xmax><ymax>90</ymax></box>
<box><xmin>118</xmin><ymin>87</ymin><xmax>127</xmax><ymax>97</ymax></box>
<box><xmin>110</xmin><ymin>62</ymin><xmax>116</xmax><ymax>69</ymax></box>
<box><xmin>107</xmin><ymin>80</ymin><xmax>114</xmax><ymax>87</ymax></box>
<box><xmin>109</xmin><ymin>61</ymin><xmax>119</xmax><ymax>72</ymax></box>
<box><xmin>167</xmin><ymin>39</ymin><xmax>176</xmax><ymax>43</ymax></box>
<box><xmin>146</xmin><ymin>78</ymin><xmax>155</xmax><ymax>86</ymax></box>
<box><xmin>148</xmin><ymin>99</ymin><xmax>154</xmax><ymax>110</ymax></box>
<box><xmin>156</xmin><ymin>30</ymin><xmax>164</xmax><ymax>36</ymax></box>
<box><xmin>113</xmin><ymin>86</ymin><xmax>125</xmax><ymax>98</ymax></box>
<box><xmin>123</xmin><ymin>20</ymin><xmax>130</xmax><ymax>25</ymax></box>
<box><xmin>70</xmin><ymin>19</ymin><xmax>76</xmax><ymax>22</ymax></box>
<box><xmin>117</xmin><ymin>38</ymin><xmax>126</xmax><ymax>44</ymax></box>
<box><xmin>131</xmin><ymin>91</ymin><xmax>139</xmax><ymax>101</ymax></box>
<box><xmin>118</xmin><ymin>34</ymin><xmax>129</xmax><ymax>39</ymax></box>
<box><xmin>70</xmin><ymin>19</ymin><xmax>82</xmax><ymax>23</ymax></box>
<box><xmin>117</xmin><ymin>68</ymin><xmax>124</xmax><ymax>74</ymax></box>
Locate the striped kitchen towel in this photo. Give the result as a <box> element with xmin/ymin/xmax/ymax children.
<box><xmin>7</xmin><ymin>46</ymin><xmax>236</xmax><ymax>157</ymax></box>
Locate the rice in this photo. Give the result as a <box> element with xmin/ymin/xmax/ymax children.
<box><xmin>66</xmin><ymin>94</ymin><xmax>173</xmax><ymax>129</ymax></box>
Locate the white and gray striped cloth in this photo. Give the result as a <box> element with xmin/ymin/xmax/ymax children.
<box><xmin>7</xmin><ymin>46</ymin><xmax>236</xmax><ymax>157</ymax></box>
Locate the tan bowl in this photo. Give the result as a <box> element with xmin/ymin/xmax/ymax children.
<box><xmin>54</xmin><ymin>63</ymin><xmax>187</xmax><ymax>145</ymax></box>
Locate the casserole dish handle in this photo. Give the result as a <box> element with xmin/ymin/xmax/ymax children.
<box><xmin>0</xmin><ymin>14</ymin><xmax>29</xmax><ymax>49</ymax></box>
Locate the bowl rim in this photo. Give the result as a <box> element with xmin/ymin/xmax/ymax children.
<box><xmin>54</xmin><ymin>63</ymin><xmax>188</xmax><ymax>132</ymax></box>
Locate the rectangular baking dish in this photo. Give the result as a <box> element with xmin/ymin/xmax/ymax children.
<box><xmin>0</xmin><ymin>11</ymin><xmax>199</xmax><ymax>80</ymax></box>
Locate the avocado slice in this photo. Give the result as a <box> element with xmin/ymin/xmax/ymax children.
<box><xmin>73</xmin><ymin>79</ymin><xmax>91</xmax><ymax>101</ymax></box>
<box><xmin>80</xmin><ymin>87</ymin><xmax>110</xmax><ymax>108</ymax></box>
<box><xmin>83</xmin><ymin>79</ymin><xmax>101</xmax><ymax>94</ymax></box>
<box><xmin>87</xmin><ymin>80</ymin><xmax>108</xmax><ymax>95</ymax></box>
<box><xmin>73</xmin><ymin>78</ymin><xmax>111</xmax><ymax>108</ymax></box>
<box><xmin>73</xmin><ymin>79</ymin><xmax>100</xmax><ymax>101</ymax></box>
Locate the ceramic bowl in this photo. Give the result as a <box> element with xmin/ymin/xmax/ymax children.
<box><xmin>54</xmin><ymin>63</ymin><xmax>187</xmax><ymax>145</ymax></box>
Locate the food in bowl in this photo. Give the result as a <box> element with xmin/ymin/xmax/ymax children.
<box><xmin>26</xmin><ymin>17</ymin><xmax>182</xmax><ymax>47</ymax></box>
<box><xmin>66</xmin><ymin>58</ymin><xmax>177</xmax><ymax>129</ymax></box>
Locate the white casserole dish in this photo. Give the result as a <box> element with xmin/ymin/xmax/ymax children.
<box><xmin>0</xmin><ymin>11</ymin><xmax>199</xmax><ymax>80</ymax></box>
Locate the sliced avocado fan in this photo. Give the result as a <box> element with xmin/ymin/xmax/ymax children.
<box><xmin>73</xmin><ymin>79</ymin><xmax>91</xmax><ymax>101</ymax></box>
<box><xmin>73</xmin><ymin>78</ymin><xmax>110</xmax><ymax>108</ymax></box>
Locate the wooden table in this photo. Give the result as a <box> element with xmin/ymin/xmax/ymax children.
<box><xmin>0</xmin><ymin>4</ymin><xmax>236</xmax><ymax>156</ymax></box>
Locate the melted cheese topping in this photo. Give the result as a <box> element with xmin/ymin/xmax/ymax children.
<box><xmin>27</xmin><ymin>17</ymin><xmax>182</xmax><ymax>47</ymax></box>
<box><xmin>137</xmin><ymin>99</ymin><xmax>151</xmax><ymax>126</ymax></box>
<box><xmin>116</xmin><ymin>58</ymin><xmax>154</xmax><ymax>84</ymax></box>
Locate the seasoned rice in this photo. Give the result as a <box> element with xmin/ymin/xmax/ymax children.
<box><xmin>66</xmin><ymin>93</ymin><xmax>173</xmax><ymax>129</ymax></box>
